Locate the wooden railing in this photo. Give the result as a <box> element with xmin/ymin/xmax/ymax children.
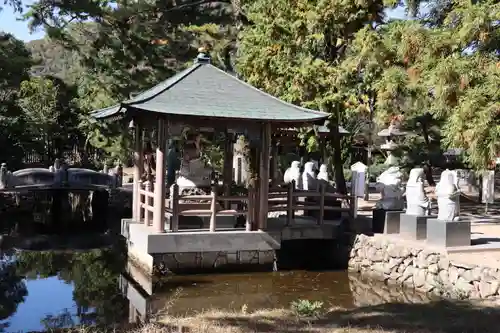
<box><xmin>165</xmin><ymin>184</ymin><xmax>253</xmax><ymax>232</ymax></box>
<box><xmin>268</xmin><ymin>180</ymin><xmax>354</xmax><ymax>226</ymax></box>
<box><xmin>137</xmin><ymin>179</ymin><xmax>354</xmax><ymax>232</ymax></box>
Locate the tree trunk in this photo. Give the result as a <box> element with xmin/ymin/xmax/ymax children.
<box><xmin>329</xmin><ymin>104</ymin><xmax>347</xmax><ymax>194</ymax></box>
<box><xmin>421</xmin><ymin>123</ymin><xmax>436</xmax><ymax>186</ymax></box>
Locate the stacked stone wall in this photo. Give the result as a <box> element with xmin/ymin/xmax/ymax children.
<box><xmin>348</xmin><ymin>234</ymin><xmax>500</xmax><ymax>299</ymax></box>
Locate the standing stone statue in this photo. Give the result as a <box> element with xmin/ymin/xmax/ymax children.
<box><xmin>317</xmin><ymin>164</ymin><xmax>329</xmax><ymax>182</ymax></box>
<box><xmin>302</xmin><ymin>161</ymin><xmax>317</xmax><ymax>190</ymax></box>
<box><xmin>405</xmin><ymin>168</ymin><xmax>430</xmax><ymax>215</ymax></box>
<box><xmin>375</xmin><ymin>166</ymin><xmax>404</xmax><ymax>210</ymax></box>
<box><xmin>0</xmin><ymin>163</ymin><xmax>7</xmax><ymax>189</ymax></box>
<box><xmin>284</xmin><ymin>161</ymin><xmax>302</xmax><ymax>189</ymax></box>
<box><xmin>436</xmin><ymin>169</ymin><xmax>460</xmax><ymax>221</ymax></box>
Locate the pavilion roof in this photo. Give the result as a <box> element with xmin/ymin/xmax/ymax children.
<box><xmin>91</xmin><ymin>53</ymin><xmax>328</xmax><ymax>125</ymax></box>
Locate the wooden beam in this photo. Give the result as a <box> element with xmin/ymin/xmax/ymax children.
<box><xmin>133</xmin><ymin>122</ymin><xmax>144</xmax><ymax>222</ymax></box>
<box><xmin>258</xmin><ymin>122</ymin><xmax>272</xmax><ymax>230</ymax></box>
<box><xmin>153</xmin><ymin>118</ymin><xmax>167</xmax><ymax>233</ymax></box>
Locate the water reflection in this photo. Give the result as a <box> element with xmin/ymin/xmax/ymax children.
<box><xmin>0</xmin><ymin>256</ymin><xmax>27</xmax><ymax>333</ymax></box>
<box><xmin>121</xmin><ymin>263</ymin><xmax>436</xmax><ymax>322</ymax></box>
<box><xmin>0</xmin><ymin>240</ymin><xmax>128</xmax><ymax>333</ymax></box>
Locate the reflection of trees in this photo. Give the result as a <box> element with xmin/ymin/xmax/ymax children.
<box><xmin>41</xmin><ymin>309</ymin><xmax>75</xmax><ymax>331</ymax></box>
<box><xmin>15</xmin><ymin>239</ymin><xmax>128</xmax><ymax>326</ymax></box>
<box><xmin>0</xmin><ymin>256</ymin><xmax>27</xmax><ymax>333</ymax></box>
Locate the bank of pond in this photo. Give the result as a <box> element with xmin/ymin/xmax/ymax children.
<box><xmin>0</xmin><ymin>233</ymin><xmax>444</xmax><ymax>333</ymax></box>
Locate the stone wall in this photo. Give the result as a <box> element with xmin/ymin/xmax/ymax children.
<box><xmin>348</xmin><ymin>274</ymin><xmax>434</xmax><ymax>306</ymax></box>
<box><xmin>348</xmin><ymin>234</ymin><xmax>500</xmax><ymax>299</ymax></box>
<box><xmin>152</xmin><ymin>250</ymin><xmax>276</xmax><ymax>274</ymax></box>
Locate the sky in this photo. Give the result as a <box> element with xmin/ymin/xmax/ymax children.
<box><xmin>0</xmin><ymin>3</ymin><xmax>409</xmax><ymax>43</ymax></box>
<box><xmin>0</xmin><ymin>0</ymin><xmax>45</xmax><ymax>41</ymax></box>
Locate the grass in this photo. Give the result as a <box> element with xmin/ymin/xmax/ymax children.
<box><xmin>45</xmin><ymin>297</ymin><xmax>500</xmax><ymax>333</ymax></box>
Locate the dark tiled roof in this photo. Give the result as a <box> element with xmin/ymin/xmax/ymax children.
<box><xmin>92</xmin><ymin>59</ymin><xmax>328</xmax><ymax>123</ymax></box>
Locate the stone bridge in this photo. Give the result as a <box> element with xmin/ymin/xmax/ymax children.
<box><xmin>0</xmin><ymin>159</ymin><xmax>123</xmax><ymax>192</ymax></box>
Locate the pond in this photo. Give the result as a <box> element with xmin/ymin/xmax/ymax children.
<box><xmin>0</xmin><ymin>235</ymin><xmax>435</xmax><ymax>333</ymax></box>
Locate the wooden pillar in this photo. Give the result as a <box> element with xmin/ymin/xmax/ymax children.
<box><xmin>153</xmin><ymin>118</ymin><xmax>167</xmax><ymax>233</ymax></box>
<box><xmin>133</xmin><ymin>122</ymin><xmax>144</xmax><ymax>222</ymax></box>
<box><xmin>270</xmin><ymin>137</ymin><xmax>279</xmax><ymax>185</ymax></box>
<box><xmin>258</xmin><ymin>123</ymin><xmax>271</xmax><ymax>230</ymax></box>
<box><xmin>222</xmin><ymin>130</ymin><xmax>233</xmax><ymax>208</ymax></box>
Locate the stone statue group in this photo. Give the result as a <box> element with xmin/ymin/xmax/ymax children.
<box><xmin>283</xmin><ymin>161</ymin><xmax>329</xmax><ymax>190</ymax></box>
<box><xmin>375</xmin><ymin>166</ymin><xmax>460</xmax><ymax>221</ymax></box>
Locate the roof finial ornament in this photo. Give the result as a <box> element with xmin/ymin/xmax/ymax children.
<box><xmin>196</xmin><ymin>45</ymin><xmax>211</xmax><ymax>64</ymax></box>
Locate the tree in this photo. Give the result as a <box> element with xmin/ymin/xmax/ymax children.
<box><xmin>237</xmin><ymin>0</ymin><xmax>405</xmax><ymax>193</ymax></box>
<box><xmin>23</xmin><ymin>1</ymin><xmax>240</xmax><ymax>98</ymax></box>
<box><xmin>18</xmin><ymin>76</ymin><xmax>83</xmax><ymax>162</ymax></box>
<box><xmin>0</xmin><ymin>33</ymin><xmax>33</xmax><ymax>167</ymax></box>
<box><xmin>333</xmin><ymin>0</ymin><xmax>499</xmax><ymax>174</ymax></box>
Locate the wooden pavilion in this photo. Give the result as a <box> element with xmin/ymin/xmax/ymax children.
<box><xmin>92</xmin><ymin>50</ymin><xmax>353</xmax><ymax>273</ymax></box>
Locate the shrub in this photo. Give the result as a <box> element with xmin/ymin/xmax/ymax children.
<box><xmin>290</xmin><ymin>299</ymin><xmax>324</xmax><ymax>317</ymax></box>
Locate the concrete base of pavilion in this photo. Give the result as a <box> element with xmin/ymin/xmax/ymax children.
<box><xmin>121</xmin><ymin>216</ymin><xmax>343</xmax><ymax>274</ymax></box>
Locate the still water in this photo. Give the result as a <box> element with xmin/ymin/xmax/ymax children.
<box><xmin>0</xmin><ymin>237</ymin><xmax>434</xmax><ymax>333</ymax></box>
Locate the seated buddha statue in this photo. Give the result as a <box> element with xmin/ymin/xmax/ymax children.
<box><xmin>176</xmin><ymin>141</ymin><xmax>213</xmax><ymax>190</ymax></box>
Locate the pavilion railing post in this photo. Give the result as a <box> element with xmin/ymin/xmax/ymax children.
<box><xmin>246</xmin><ymin>183</ymin><xmax>254</xmax><ymax>231</ymax></box>
<box><xmin>171</xmin><ymin>184</ymin><xmax>179</xmax><ymax>232</ymax></box>
<box><xmin>318</xmin><ymin>182</ymin><xmax>326</xmax><ymax>225</ymax></box>
<box><xmin>350</xmin><ymin>172</ymin><xmax>358</xmax><ymax>219</ymax></box>
<box><xmin>144</xmin><ymin>180</ymin><xmax>151</xmax><ymax>225</ymax></box>
<box><xmin>286</xmin><ymin>180</ymin><xmax>294</xmax><ymax>226</ymax></box>
<box><xmin>209</xmin><ymin>185</ymin><xmax>217</xmax><ymax>232</ymax></box>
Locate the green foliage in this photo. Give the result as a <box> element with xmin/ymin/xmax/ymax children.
<box><xmin>0</xmin><ymin>33</ymin><xmax>33</xmax><ymax>167</ymax></box>
<box><xmin>236</xmin><ymin>0</ymin><xmax>398</xmax><ymax>193</ymax></box>
<box><xmin>343</xmin><ymin>168</ymin><xmax>352</xmax><ymax>182</ymax></box>
<box><xmin>342</xmin><ymin>0</ymin><xmax>500</xmax><ymax>169</ymax></box>
<box><xmin>1</xmin><ymin>0</ymin><xmax>498</xmax><ymax>173</ymax></box>
<box><xmin>368</xmin><ymin>163</ymin><xmax>391</xmax><ymax>182</ymax></box>
<box><xmin>290</xmin><ymin>299</ymin><xmax>324</xmax><ymax>317</ymax></box>
<box><xmin>18</xmin><ymin>75</ymin><xmax>84</xmax><ymax>161</ymax></box>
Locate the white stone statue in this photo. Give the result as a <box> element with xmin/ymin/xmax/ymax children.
<box><xmin>436</xmin><ymin>169</ymin><xmax>460</xmax><ymax>221</ymax></box>
<box><xmin>284</xmin><ymin>161</ymin><xmax>302</xmax><ymax>189</ymax></box>
<box><xmin>176</xmin><ymin>158</ymin><xmax>212</xmax><ymax>189</ymax></box>
<box><xmin>302</xmin><ymin>161</ymin><xmax>317</xmax><ymax>190</ymax></box>
<box><xmin>405</xmin><ymin>168</ymin><xmax>430</xmax><ymax>215</ymax></box>
<box><xmin>176</xmin><ymin>143</ymin><xmax>212</xmax><ymax>189</ymax></box>
<box><xmin>317</xmin><ymin>164</ymin><xmax>329</xmax><ymax>182</ymax></box>
<box><xmin>375</xmin><ymin>166</ymin><xmax>404</xmax><ymax>210</ymax></box>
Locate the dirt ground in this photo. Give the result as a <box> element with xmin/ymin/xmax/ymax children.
<box><xmin>65</xmin><ymin>303</ymin><xmax>500</xmax><ymax>333</ymax></box>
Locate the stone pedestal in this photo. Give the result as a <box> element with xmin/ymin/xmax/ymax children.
<box><xmin>426</xmin><ymin>219</ymin><xmax>471</xmax><ymax>247</ymax></box>
<box><xmin>372</xmin><ymin>209</ymin><xmax>403</xmax><ymax>234</ymax></box>
<box><xmin>400</xmin><ymin>214</ymin><xmax>434</xmax><ymax>240</ymax></box>
<box><xmin>384</xmin><ymin>210</ymin><xmax>404</xmax><ymax>234</ymax></box>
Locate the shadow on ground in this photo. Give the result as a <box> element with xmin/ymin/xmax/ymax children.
<box><xmin>204</xmin><ymin>299</ymin><xmax>500</xmax><ymax>333</ymax></box>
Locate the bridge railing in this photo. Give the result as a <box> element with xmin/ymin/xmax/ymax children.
<box><xmin>0</xmin><ymin>160</ymin><xmax>123</xmax><ymax>191</ymax></box>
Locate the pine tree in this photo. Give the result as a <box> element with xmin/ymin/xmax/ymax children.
<box><xmin>237</xmin><ymin>0</ymin><xmax>404</xmax><ymax>193</ymax></box>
